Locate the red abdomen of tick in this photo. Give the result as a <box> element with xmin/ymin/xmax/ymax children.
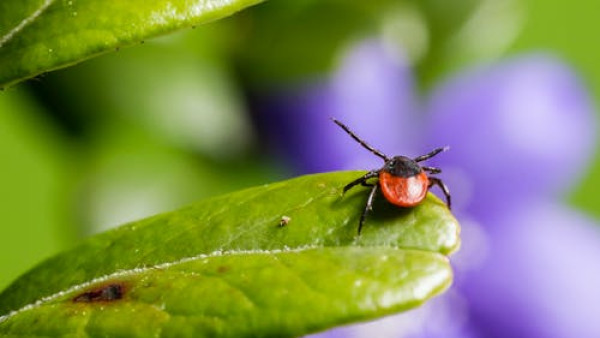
<box><xmin>379</xmin><ymin>171</ymin><xmax>429</xmax><ymax>207</ymax></box>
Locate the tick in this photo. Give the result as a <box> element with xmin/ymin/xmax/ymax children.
<box><xmin>332</xmin><ymin>118</ymin><xmax>451</xmax><ymax>235</ymax></box>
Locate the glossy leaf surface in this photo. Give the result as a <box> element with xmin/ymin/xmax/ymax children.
<box><xmin>0</xmin><ymin>171</ymin><xmax>460</xmax><ymax>337</ymax></box>
<box><xmin>0</xmin><ymin>0</ymin><xmax>263</xmax><ymax>87</ymax></box>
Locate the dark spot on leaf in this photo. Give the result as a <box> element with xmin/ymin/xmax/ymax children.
<box><xmin>217</xmin><ymin>266</ymin><xmax>230</xmax><ymax>273</ymax></box>
<box><xmin>73</xmin><ymin>283</ymin><xmax>125</xmax><ymax>303</ymax></box>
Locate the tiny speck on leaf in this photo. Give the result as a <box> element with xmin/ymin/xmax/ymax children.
<box><xmin>279</xmin><ymin>216</ymin><xmax>291</xmax><ymax>227</ymax></box>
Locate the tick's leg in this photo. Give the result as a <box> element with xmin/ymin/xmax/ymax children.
<box><xmin>358</xmin><ymin>184</ymin><xmax>379</xmax><ymax>235</ymax></box>
<box><xmin>414</xmin><ymin>146</ymin><xmax>449</xmax><ymax>162</ymax></box>
<box><xmin>343</xmin><ymin>170</ymin><xmax>379</xmax><ymax>194</ymax></box>
<box><xmin>331</xmin><ymin>118</ymin><xmax>390</xmax><ymax>161</ymax></box>
<box><xmin>428</xmin><ymin>177</ymin><xmax>451</xmax><ymax>209</ymax></box>
<box><xmin>422</xmin><ymin>166</ymin><xmax>442</xmax><ymax>174</ymax></box>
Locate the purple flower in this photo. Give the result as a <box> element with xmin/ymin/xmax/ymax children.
<box><xmin>425</xmin><ymin>56</ymin><xmax>596</xmax><ymax>218</ymax></box>
<box><xmin>253</xmin><ymin>39</ymin><xmax>600</xmax><ymax>337</ymax></box>
<box><xmin>459</xmin><ymin>202</ymin><xmax>600</xmax><ymax>338</ymax></box>
<box><xmin>252</xmin><ymin>41</ymin><xmax>421</xmax><ymax>174</ymax></box>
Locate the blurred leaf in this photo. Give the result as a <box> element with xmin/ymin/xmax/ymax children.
<box><xmin>514</xmin><ymin>0</ymin><xmax>600</xmax><ymax>217</ymax></box>
<box><xmin>24</xmin><ymin>27</ymin><xmax>274</xmax><ymax>236</ymax></box>
<box><xmin>0</xmin><ymin>89</ymin><xmax>72</xmax><ymax>291</ymax></box>
<box><xmin>230</xmin><ymin>0</ymin><xmax>498</xmax><ymax>88</ymax></box>
<box><xmin>0</xmin><ymin>171</ymin><xmax>460</xmax><ymax>337</ymax></box>
<box><xmin>231</xmin><ymin>1</ymin><xmax>404</xmax><ymax>85</ymax></box>
<box><xmin>0</xmin><ymin>0</ymin><xmax>264</xmax><ymax>88</ymax></box>
<box><xmin>31</xmin><ymin>28</ymin><xmax>252</xmax><ymax>158</ymax></box>
<box><xmin>78</xmin><ymin>124</ymin><xmax>278</xmax><ymax>235</ymax></box>
<box><xmin>413</xmin><ymin>0</ymin><xmax>485</xmax><ymax>87</ymax></box>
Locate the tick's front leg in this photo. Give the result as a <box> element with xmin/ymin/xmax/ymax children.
<box><xmin>343</xmin><ymin>170</ymin><xmax>379</xmax><ymax>194</ymax></box>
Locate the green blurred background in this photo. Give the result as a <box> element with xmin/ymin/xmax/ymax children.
<box><xmin>0</xmin><ymin>0</ymin><xmax>598</xmax><ymax>291</ymax></box>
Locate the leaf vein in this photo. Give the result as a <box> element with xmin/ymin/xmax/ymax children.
<box><xmin>0</xmin><ymin>246</ymin><xmax>319</xmax><ymax>324</ymax></box>
<box><xmin>270</xmin><ymin>254</ymin><xmax>329</xmax><ymax>299</ymax></box>
<box><xmin>0</xmin><ymin>0</ymin><xmax>55</xmax><ymax>48</ymax></box>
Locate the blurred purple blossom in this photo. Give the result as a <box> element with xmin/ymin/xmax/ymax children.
<box><xmin>252</xmin><ymin>41</ymin><xmax>421</xmax><ymax>173</ymax></box>
<box><xmin>460</xmin><ymin>202</ymin><xmax>600</xmax><ymax>338</ymax></box>
<box><xmin>425</xmin><ymin>56</ymin><xmax>596</xmax><ymax>218</ymax></box>
<box><xmin>252</xmin><ymin>39</ymin><xmax>600</xmax><ymax>337</ymax></box>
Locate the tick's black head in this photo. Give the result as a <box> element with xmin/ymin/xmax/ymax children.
<box><xmin>383</xmin><ymin>156</ymin><xmax>422</xmax><ymax>178</ymax></box>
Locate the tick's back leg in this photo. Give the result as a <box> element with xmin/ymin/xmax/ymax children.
<box><xmin>358</xmin><ymin>184</ymin><xmax>379</xmax><ymax>235</ymax></box>
<box><xmin>428</xmin><ymin>177</ymin><xmax>451</xmax><ymax>209</ymax></box>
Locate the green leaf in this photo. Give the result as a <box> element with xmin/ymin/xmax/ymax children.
<box><xmin>0</xmin><ymin>171</ymin><xmax>460</xmax><ymax>337</ymax></box>
<box><xmin>0</xmin><ymin>88</ymin><xmax>71</xmax><ymax>291</ymax></box>
<box><xmin>0</xmin><ymin>0</ymin><xmax>264</xmax><ymax>88</ymax></box>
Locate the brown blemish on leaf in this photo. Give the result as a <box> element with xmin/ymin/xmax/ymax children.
<box><xmin>217</xmin><ymin>266</ymin><xmax>230</xmax><ymax>273</ymax></box>
<box><xmin>73</xmin><ymin>283</ymin><xmax>125</xmax><ymax>303</ymax></box>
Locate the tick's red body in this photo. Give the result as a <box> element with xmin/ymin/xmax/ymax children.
<box><xmin>379</xmin><ymin>171</ymin><xmax>428</xmax><ymax>207</ymax></box>
<box><xmin>332</xmin><ymin>118</ymin><xmax>451</xmax><ymax>235</ymax></box>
